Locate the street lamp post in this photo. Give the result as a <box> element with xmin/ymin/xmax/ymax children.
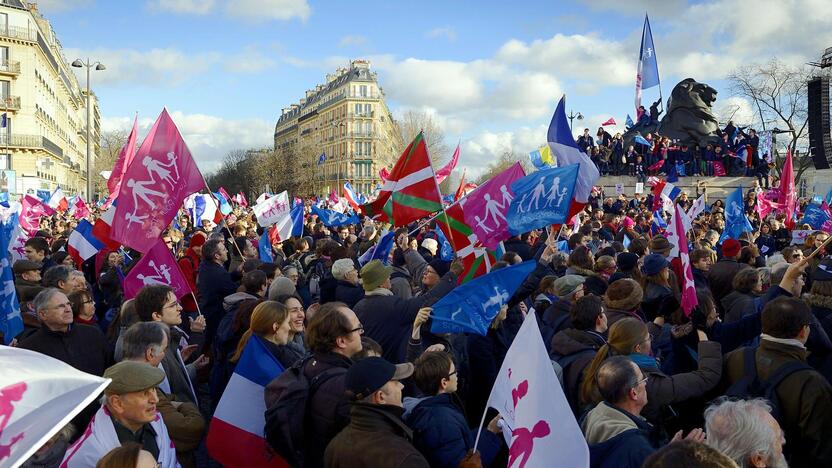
<box><xmin>71</xmin><ymin>58</ymin><xmax>105</xmax><ymax>201</ymax></box>
<box><xmin>567</xmin><ymin>110</ymin><xmax>584</xmax><ymax>133</ymax></box>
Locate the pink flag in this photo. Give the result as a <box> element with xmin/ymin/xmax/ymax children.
<box><xmin>72</xmin><ymin>196</ymin><xmax>90</xmax><ymax>219</ymax></box>
<box><xmin>237</xmin><ymin>192</ymin><xmax>248</xmax><ymax>207</ymax></box>
<box><xmin>379</xmin><ymin>167</ymin><xmax>390</xmax><ymax>181</ymax></box>
<box><xmin>674</xmin><ymin>203</ymin><xmax>698</xmax><ymax>316</ymax></box>
<box><xmin>20</xmin><ymin>195</ymin><xmax>55</xmax><ymax>236</ymax></box>
<box><xmin>122</xmin><ymin>238</ymin><xmax>191</xmax><ymax>299</ymax></box>
<box><xmin>106</xmin><ymin>116</ymin><xmax>139</xmax><ymax>204</ymax></box>
<box><xmin>218</xmin><ymin>186</ymin><xmax>232</xmax><ymax>203</ymax></box>
<box><xmin>110</xmin><ymin>109</ymin><xmax>205</xmax><ymax>253</ymax></box>
<box><xmin>435</xmin><ymin>144</ymin><xmax>460</xmax><ymax>184</ymax></box>
<box><xmin>461</xmin><ymin>162</ymin><xmax>526</xmax><ymax>250</ymax></box>
<box><xmin>781</xmin><ymin>149</ymin><xmax>796</xmax><ymax>229</ymax></box>
<box><xmin>756</xmin><ymin>190</ymin><xmax>778</xmax><ymax>220</ymax></box>
<box><xmin>601</xmin><ymin>117</ymin><xmax>616</xmax><ymax>126</ymax></box>
<box><xmin>648</xmin><ymin>159</ymin><xmax>665</xmax><ymax>172</ymax></box>
<box><xmin>712</xmin><ymin>161</ymin><xmax>726</xmax><ymax>176</ymax></box>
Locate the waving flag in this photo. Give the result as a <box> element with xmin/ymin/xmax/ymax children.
<box><xmin>0</xmin><ymin>346</ymin><xmax>111</xmax><ymax>466</ymax></box>
<box><xmin>92</xmin><ymin>201</ymin><xmax>121</xmax><ymax>250</ymax></box>
<box><xmin>111</xmin><ymin>109</ymin><xmax>205</xmax><ymax>253</ymax></box>
<box><xmin>20</xmin><ymin>195</ymin><xmax>54</xmax><ymax>236</ymax></box>
<box><xmin>601</xmin><ymin>117</ymin><xmax>616</xmax><ymax>126</ymax></box>
<box><xmin>70</xmin><ymin>196</ymin><xmax>90</xmax><ymax>219</ymax></box>
<box><xmin>378</xmin><ymin>167</ymin><xmax>390</xmax><ymax>182</ymax></box>
<box><xmin>67</xmin><ymin>220</ymin><xmax>104</xmax><ymax>267</ymax></box>
<box><xmin>258</xmin><ymin>231</ymin><xmax>274</xmax><ymax>262</ymax></box>
<box><xmin>48</xmin><ymin>187</ymin><xmax>68</xmax><ymax>212</ymax></box>
<box><xmin>720</xmin><ymin>187</ymin><xmax>754</xmax><ymax>243</ymax></box>
<box><xmin>213</xmin><ymin>191</ymin><xmax>232</xmax><ymax>215</ymax></box>
<box><xmin>633</xmin><ymin>134</ymin><xmax>652</xmax><ymax>148</ymax></box>
<box><xmin>781</xmin><ymin>149</ymin><xmax>796</xmax><ymax>229</ymax></box>
<box><xmin>476</xmin><ymin>311</ymin><xmax>589</xmax><ymax>467</ymax></box>
<box><xmin>311</xmin><ymin>205</ymin><xmax>359</xmax><ymax>227</ymax></box>
<box><xmin>651</xmin><ymin>210</ymin><xmax>667</xmax><ymax>236</ymax></box>
<box><xmin>235</xmin><ymin>192</ymin><xmax>248</xmax><ymax>207</ymax></box>
<box><xmin>462</xmin><ymin>162</ymin><xmax>526</xmax><ymax>250</ymax></box>
<box><xmin>672</xmin><ymin>203</ymin><xmax>698</xmax><ymax>316</ymax></box>
<box><xmin>363</xmin><ymin>132</ymin><xmax>442</xmax><ymax>225</ymax></box>
<box><xmin>343</xmin><ymin>182</ymin><xmax>362</xmax><ymax>212</ymax></box>
<box><xmin>105</xmin><ymin>115</ymin><xmax>138</xmax><ymax>206</ymax></box>
<box><xmin>435</xmin><ymin>226</ymin><xmax>454</xmax><ymax>261</ymax></box>
<box><xmin>187</xmin><ymin>193</ymin><xmax>221</xmax><ymax>227</ymax></box>
<box><xmin>253</xmin><ymin>191</ymin><xmax>290</xmax><ymax>227</ymax></box>
<box><xmin>687</xmin><ymin>194</ymin><xmax>707</xmax><ymax>220</ymax></box>
<box><xmin>528</xmin><ymin>144</ymin><xmax>555</xmax><ymax>169</ymax></box>
<box><xmin>122</xmin><ymin>238</ymin><xmax>191</xmax><ymax>299</ymax></box>
<box><xmin>35</xmin><ymin>190</ymin><xmax>50</xmax><ymax>204</ymax></box>
<box><xmin>506</xmin><ymin>164</ymin><xmax>579</xmax><ymax>235</ymax></box>
<box><xmin>626</xmin><ymin>114</ymin><xmax>635</xmax><ymax>128</ymax></box>
<box><xmin>650</xmin><ymin>179</ymin><xmax>680</xmax><ymax>212</ymax></box>
<box><xmin>1</xmin><ymin>213</ymin><xmax>23</xmax><ymax>343</ymax></box>
<box><xmin>358</xmin><ymin>231</ymin><xmax>395</xmax><ymax>267</ymax></box>
<box><xmin>431</xmin><ymin>261</ymin><xmax>536</xmax><ymax>335</ymax></box>
<box><xmin>437</xmin><ymin>203</ymin><xmax>498</xmax><ymax>284</ymax></box>
<box><xmin>436</xmin><ymin>143</ymin><xmax>460</xmax><ymax>184</ymax></box>
<box><xmin>546</xmin><ymin>96</ymin><xmax>600</xmax><ymax>217</ymax></box>
<box><xmin>272</xmin><ymin>203</ymin><xmax>304</xmax><ymax>242</ymax></box>
<box><xmin>802</xmin><ymin>204</ymin><xmax>830</xmax><ymax>229</ymax></box>
<box><xmin>635</xmin><ymin>13</ymin><xmax>660</xmax><ymax>114</ymax></box>
<box><xmin>317</xmin><ymin>153</ymin><xmax>326</xmax><ymax>165</ymax></box>
<box><xmin>207</xmin><ymin>335</ymin><xmax>287</xmax><ymax>468</ymax></box>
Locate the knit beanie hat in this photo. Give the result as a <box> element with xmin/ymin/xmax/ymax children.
<box><xmin>604</xmin><ymin>278</ymin><xmax>643</xmax><ymax>311</ymax></box>
<box><xmin>428</xmin><ymin>259</ymin><xmax>450</xmax><ymax>277</ymax></box>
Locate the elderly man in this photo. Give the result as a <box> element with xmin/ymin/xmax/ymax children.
<box><xmin>121</xmin><ymin>322</ymin><xmax>206</xmax><ymax>468</ymax></box>
<box><xmin>61</xmin><ymin>361</ymin><xmax>179</xmax><ymax>468</ymax></box>
<box><xmin>581</xmin><ymin>356</ymin><xmax>704</xmax><ymax>468</ymax></box>
<box><xmin>542</xmin><ymin>274</ymin><xmax>585</xmax><ymax>337</ymax></box>
<box><xmin>705</xmin><ymin>398</ymin><xmax>787</xmax><ymax>468</ymax></box>
<box><xmin>42</xmin><ymin>265</ymin><xmax>86</xmax><ymax>294</ymax></box>
<box><xmin>197</xmin><ymin>238</ymin><xmax>238</xmax><ymax>345</ymax></box>
<box><xmin>13</xmin><ymin>259</ymin><xmax>43</xmax><ymax>309</ymax></box>
<box><xmin>332</xmin><ymin>258</ymin><xmax>364</xmax><ymax>308</ymax></box>
<box><xmin>325</xmin><ymin>356</ymin><xmax>428</xmax><ymax>468</ymax></box>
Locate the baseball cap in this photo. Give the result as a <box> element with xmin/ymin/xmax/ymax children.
<box><xmin>345</xmin><ymin>357</ymin><xmax>414</xmax><ymax>400</ymax></box>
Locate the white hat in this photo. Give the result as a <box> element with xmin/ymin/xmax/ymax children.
<box><xmin>421</xmin><ymin>238</ymin><xmax>439</xmax><ymax>255</ymax></box>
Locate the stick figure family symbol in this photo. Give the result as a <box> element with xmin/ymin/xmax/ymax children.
<box><xmin>473</xmin><ymin>185</ymin><xmax>514</xmax><ymax>234</ymax></box>
<box><xmin>505</xmin><ymin>376</ymin><xmax>551</xmax><ymax>468</ymax></box>
<box><xmin>513</xmin><ymin>176</ymin><xmax>568</xmax><ymax>215</ymax></box>
<box><xmin>124</xmin><ymin>152</ymin><xmax>181</xmax><ymax>229</ymax></box>
<box><xmin>0</xmin><ymin>382</ymin><xmax>27</xmax><ymax>461</ymax></box>
<box><xmin>137</xmin><ymin>260</ymin><xmax>173</xmax><ymax>287</ymax></box>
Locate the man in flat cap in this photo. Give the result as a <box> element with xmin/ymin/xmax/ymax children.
<box><xmin>62</xmin><ymin>361</ymin><xmax>179</xmax><ymax>468</ymax></box>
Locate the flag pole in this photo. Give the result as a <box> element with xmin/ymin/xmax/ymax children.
<box><xmin>423</xmin><ymin>131</ymin><xmax>458</xmax><ymax>254</ymax></box>
<box><xmin>200</xmin><ymin>176</ymin><xmax>245</xmax><ymax>259</ymax></box>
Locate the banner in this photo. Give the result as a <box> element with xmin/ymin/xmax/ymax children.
<box><xmin>253</xmin><ymin>191</ymin><xmax>290</xmax><ymax>227</ymax></box>
<box><xmin>122</xmin><ymin>238</ymin><xmax>191</xmax><ymax>299</ymax></box>
<box><xmin>461</xmin><ymin>162</ymin><xmax>526</xmax><ymax>250</ymax></box>
<box><xmin>506</xmin><ymin>164</ymin><xmax>579</xmax><ymax>235</ymax></box>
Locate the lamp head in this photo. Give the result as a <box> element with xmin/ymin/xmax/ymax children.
<box><xmin>95</xmin><ymin>63</ymin><xmax>106</xmax><ymax>71</ymax></box>
<box><xmin>577</xmin><ymin>113</ymin><xmax>584</xmax><ymax>120</ymax></box>
<box><xmin>71</xmin><ymin>59</ymin><xmax>83</xmax><ymax>68</ymax></box>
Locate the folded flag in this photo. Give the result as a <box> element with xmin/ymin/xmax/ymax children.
<box><xmin>506</xmin><ymin>164</ymin><xmax>579</xmax><ymax>235</ymax></box>
<box><xmin>430</xmin><ymin>261</ymin><xmax>536</xmax><ymax>335</ymax></box>
<box><xmin>206</xmin><ymin>335</ymin><xmax>287</xmax><ymax>468</ymax></box>
<box><xmin>358</xmin><ymin>231</ymin><xmax>395</xmax><ymax>267</ymax></box>
<box><xmin>311</xmin><ymin>205</ymin><xmax>359</xmax><ymax>227</ymax></box>
<box><xmin>67</xmin><ymin>220</ymin><xmax>104</xmax><ymax>267</ymax></box>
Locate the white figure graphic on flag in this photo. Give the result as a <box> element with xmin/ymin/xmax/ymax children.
<box><xmin>500</xmin><ymin>185</ymin><xmax>513</xmax><ymax>209</ymax></box>
<box><xmin>526</xmin><ymin>178</ymin><xmax>548</xmax><ymax>212</ymax></box>
<box><xmin>127</xmin><ymin>178</ymin><xmax>165</xmax><ymax>209</ymax></box>
<box><xmin>143</xmin><ymin>156</ymin><xmax>176</xmax><ymax>188</ymax></box>
<box><xmin>137</xmin><ymin>260</ymin><xmax>173</xmax><ymax>286</ymax></box>
<box><xmin>483</xmin><ymin>193</ymin><xmax>507</xmax><ymax>227</ymax></box>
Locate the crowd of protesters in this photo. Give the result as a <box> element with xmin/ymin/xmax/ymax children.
<box><xmin>7</xmin><ymin>177</ymin><xmax>832</xmax><ymax>468</ymax></box>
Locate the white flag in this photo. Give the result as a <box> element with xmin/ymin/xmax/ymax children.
<box><xmin>0</xmin><ymin>346</ymin><xmax>110</xmax><ymax>467</ymax></box>
<box><xmin>687</xmin><ymin>194</ymin><xmax>706</xmax><ymax>221</ymax></box>
<box><xmin>666</xmin><ymin>204</ymin><xmax>690</xmax><ymax>259</ymax></box>
<box><xmin>481</xmin><ymin>311</ymin><xmax>589</xmax><ymax>468</ymax></box>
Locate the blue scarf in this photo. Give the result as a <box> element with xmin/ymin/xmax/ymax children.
<box><xmin>628</xmin><ymin>353</ymin><xmax>658</xmax><ymax>369</ymax></box>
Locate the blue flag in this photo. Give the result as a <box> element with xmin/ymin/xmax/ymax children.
<box><xmin>317</xmin><ymin>153</ymin><xmax>326</xmax><ymax>165</ymax></box>
<box><xmin>556</xmin><ymin>239</ymin><xmax>570</xmax><ymax>253</ymax></box>
<box><xmin>358</xmin><ymin>231</ymin><xmax>395</xmax><ymax>267</ymax></box>
<box><xmin>506</xmin><ymin>164</ymin><xmax>579</xmax><ymax>235</ymax></box>
<box><xmin>259</xmin><ymin>230</ymin><xmax>274</xmax><ymax>263</ymax></box>
<box><xmin>626</xmin><ymin>114</ymin><xmax>635</xmax><ymax>128</ymax></box>
<box><xmin>633</xmin><ymin>134</ymin><xmax>652</xmax><ymax>148</ymax></box>
<box><xmin>0</xmin><ymin>213</ymin><xmax>23</xmax><ymax>343</ymax></box>
<box><xmin>213</xmin><ymin>191</ymin><xmax>232</xmax><ymax>215</ymax></box>
<box><xmin>639</xmin><ymin>14</ymin><xmax>660</xmax><ymax>90</ymax></box>
<box><xmin>311</xmin><ymin>206</ymin><xmax>359</xmax><ymax>227</ymax></box>
<box><xmin>435</xmin><ymin>227</ymin><xmax>454</xmax><ymax>261</ymax></box>
<box><xmin>430</xmin><ymin>261</ymin><xmax>536</xmax><ymax>336</ymax></box>
<box><xmin>623</xmin><ymin>234</ymin><xmax>631</xmax><ymax>249</ymax></box>
<box><xmin>825</xmin><ymin>187</ymin><xmax>832</xmax><ymax>205</ymax></box>
<box><xmin>802</xmin><ymin>204</ymin><xmax>830</xmax><ymax>229</ymax></box>
<box><xmin>0</xmin><ymin>192</ymin><xmax>8</xmax><ymax>208</ymax></box>
<box><xmin>720</xmin><ymin>187</ymin><xmax>754</xmax><ymax>243</ymax></box>
<box><xmin>36</xmin><ymin>189</ymin><xmax>50</xmax><ymax>204</ymax></box>
<box><xmin>192</xmin><ymin>195</ymin><xmax>206</xmax><ymax>227</ymax></box>
<box><xmin>651</xmin><ymin>210</ymin><xmax>667</xmax><ymax>235</ymax></box>
<box><xmin>667</xmin><ymin>161</ymin><xmax>678</xmax><ymax>183</ymax></box>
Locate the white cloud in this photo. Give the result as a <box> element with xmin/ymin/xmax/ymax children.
<box><xmin>338</xmin><ymin>35</ymin><xmax>367</xmax><ymax>48</ymax></box>
<box><xmin>102</xmin><ymin>111</ymin><xmax>274</xmax><ymax>173</ymax></box>
<box><xmin>224</xmin><ymin>46</ymin><xmax>277</xmax><ymax>74</ymax></box>
<box><xmin>225</xmin><ymin>0</ymin><xmax>311</xmax><ymax>22</ymax></box>
<box><xmin>64</xmin><ymin>47</ymin><xmax>220</xmax><ymax>87</ymax></box>
<box><xmin>147</xmin><ymin>0</ymin><xmax>215</xmax><ymax>15</ymax></box>
<box><xmin>425</xmin><ymin>27</ymin><xmax>457</xmax><ymax>41</ymax></box>
<box><xmin>462</xmin><ymin>125</ymin><xmax>547</xmax><ymax>177</ymax></box>
<box><xmin>713</xmin><ymin>96</ymin><xmax>757</xmax><ymax>126</ymax></box>
<box><xmin>577</xmin><ymin>0</ymin><xmax>689</xmax><ymax>18</ymax></box>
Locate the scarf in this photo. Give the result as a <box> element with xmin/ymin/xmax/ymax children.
<box><xmin>364</xmin><ymin>288</ymin><xmax>394</xmax><ymax>297</ymax></box>
<box><xmin>628</xmin><ymin>353</ymin><xmax>659</xmax><ymax>369</ymax></box>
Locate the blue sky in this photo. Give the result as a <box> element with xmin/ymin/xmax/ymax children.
<box><xmin>40</xmin><ymin>0</ymin><xmax>832</xmax><ymax>176</ymax></box>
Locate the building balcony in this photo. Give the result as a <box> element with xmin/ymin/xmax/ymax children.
<box><xmin>0</xmin><ymin>95</ymin><xmax>20</xmax><ymax>111</ymax></box>
<box><xmin>349</xmin><ymin>131</ymin><xmax>374</xmax><ymax>138</ymax></box>
<box><xmin>0</xmin><ymin>60</ymin><xmax>20</xmax><ymax>76</ymax></box>
<box><xmin>0</xmin><ymin>133</ymin><xmax>64</xmax><ymax>158</ymax></box>
<box><xmin>0</xmin><ymin>24</ymin><xmax>37</xmax><ymax>42</ymax></box>
<box><xmin>348</xmin><ymin>111</ymin><xmax>375</xmax><ymax>119</ymax></box>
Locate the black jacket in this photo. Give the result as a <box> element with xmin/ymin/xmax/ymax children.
<box><xmin>18</xmin><ymin>323</ymin><xmax>109</xmax><ymax>375</ymax></box>
<box><xmin>197</xmin><ymin>260</ymin><xmax>238</xmax><ymax>342</ymax></box>
<box><xmin>334</xmin><ymin>280</ymin><xmax>365</xmax><ymax>309</ymax></box>
<box><xmin>503</xmin><ymin>237</ymin><xmax>532</xmax><ymax>261</ymax></box>
<box><xmin>550</xmin><ymin>329</ymin><xmax>606</xmax><ymax>416</ymax></box>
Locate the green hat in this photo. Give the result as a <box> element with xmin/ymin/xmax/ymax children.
<box><xmin>554</xmin><ymin>275</ymin><xmax>585</xmax><ymax>298</ymax></box>
<box><xmin>360</xmin><ymin>259</ymin><xmax>392</xmax><ymax>291</ymax></box>
<box><xmin>104</xmin><ymin>361</ymin><xmax>165</xmax><ymax>394</ymax></box>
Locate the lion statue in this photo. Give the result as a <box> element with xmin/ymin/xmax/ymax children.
<box><xmin>656</xmin><ymin>78</ymin><xmax>720</xmax><ymax>146</ymax></box>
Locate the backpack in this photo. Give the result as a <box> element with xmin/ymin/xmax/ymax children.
<box><xmin>264</xmin><ymin>357</ymin><xmax>347</xmax><ymax>467</ymax></box>
<box><xmin>307</xmin><ymin>260</ymin><xmax>330</xmax><ymax>299</ymax></box>
<box><xmin>724</xmin><ymin>346</ymin><xmax>812</xmax><ymax>420</ymax></box>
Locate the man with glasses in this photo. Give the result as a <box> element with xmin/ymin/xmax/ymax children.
<box><xmin>403</xmin><ymin>351</ymin><xmax>503</xmax><ymax>467</ymax></box>
<box><xmin>581</xmin><ymin>356</ymin><xmax>704</xmax><ymax>467</ymax></box>
<box><xmin>266</xmin><ymin>301</ymin><xmax>363</xmax><ymax>468</ymax></box>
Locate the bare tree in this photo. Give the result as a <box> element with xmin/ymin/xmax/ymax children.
<box><xmin>728</xmin><ymin>58</ymin><xmax>813</xmax><ymax>180</ymax></box>
<box><xmin>396</xmin><ymin>110</ymin><xmax>450</xmax><ymax>164</ymax></box>
<box><xmin>474</xmin><ymin>150</ymin><xmax>532</xmax><ymax>185</ymax></box>
<box><xmin>94</xmin><ymin>129</ymin><xmax>129</xmax><ymax>196</ymax></box>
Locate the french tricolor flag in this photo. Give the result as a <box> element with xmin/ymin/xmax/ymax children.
<box><xmin>67</xmin><ymin>220</ymin><xmax>104</xmax><ymax>267</ymax></box>
<box><xmin>206</xmin><ymin>336</ymin><xmax>288</xmax><ymax>467</ymax></box>
<box><xmin>92</xmin><ymin>202</ymin><xmax>121</xmax><ymax>250</ymax></box>
<box><xmin>343</xmin><ymin>182</ymin><xmax>361</xmax><ymax>212</ymax></box>
<box><xmin>651</xmin><ymin>178</ymin><xmax>681</xmax><ymax>212</ymax></box>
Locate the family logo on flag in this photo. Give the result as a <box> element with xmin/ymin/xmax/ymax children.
<box><xmin>311</xmin><ymin>205</ymin><xmax>359</xmax><ymax>227</ymax></box>
<box><xmin>122</xmin><ymin>238</ymin><xmax>191</xmax><ymax>299</ymax></box>
<box><xmin>1</xmin><ymin>212</ymin><xmax>23</xmax><ymax>343</ymax></box>
<box><xmin>462</xmin><ymin>162</ymin><xmax>526</xmax><ymax>250</ymax></box>
<box><xmin>358</xmin><ymin>231</ymin><xmax>395</xmax><ymax>267</ymax></box>
<box><xmin>720</xmin><ymin>187</ymin><xmax>754</xmax><ymax>243</ymax></box>
<box><xmin>253</xmin><ymin>191</ymin><xmax>291</xmax><ymax>228</ymax></box>
<box><xmin>111</xmin><ymin>109</ymin><xmax>204</xmax><ymax>253</ymax></box>
<box><xmin>506</xmin><ymin>164</ymin><xmax>579</xmax><ymax>236</ymax></box>
<box><xmin>20</xmin><ymin>195</ymin><xmax>55</xmax><ymax>235</ymax></box>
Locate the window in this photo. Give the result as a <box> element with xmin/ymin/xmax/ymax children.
<box><xmin>0</xmin><ymin>153</ymin><xmax>10</xmax><ymax>170</ymax></box>
<box><xmin>364</xmin><ymin>104</ymin><xmax>371</xmax><ymax>115</ymax></box>
<box><xmin>365</xmin><ymin>142</ymin><xmax>372</xmax><ymax>156</ymax></box>
<box><xmin>355</xmin><ymin>103</ymin><xmax>361</xmax><ymax>114</ymax></box>
<box><xmin>360</xmin><ymin>85</ymin><xmax>367</xmax><ymax>97</ymax></box>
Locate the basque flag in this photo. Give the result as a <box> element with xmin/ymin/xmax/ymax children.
<box><xmin>67</xmin><ymin>220</ymin><xmax>104</xmax><ymax>267</ymax></box>
<box><xmin>206</xmin><ymin>335</ymin><xmax>287</xmax><ymax>467</ymax></box>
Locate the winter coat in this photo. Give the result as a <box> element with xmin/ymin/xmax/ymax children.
<box><xmin>637</xmin><ymin>340</ymin><xmax>722</xmax><ymax>425</ymax></box>
<box><xmin>403</xmin><ymin>249</ymin><xmax>430</xmax><ymax>293</ymax></box>
<box><xmin>262</xmin><ymin>335</ymin><xmax>308</xmax><ymax>369</ymax></box>
<box><xmin>692</xmin><ymin>267</ymin><xmax>710</xmax><ymax>291</ymax></box>
<box><xmin>197</xmin><ymin>260</ymin><xmax>238</xmax><ymax>341</ymax></box>
<box><xmin>503</xmin><ymin>237</ymin><xmax>533</xmax><ymax>261</ymax></box>
<box><xmin>177</xmin><ymin>248</ymin><xmax>200</xmax><ymax>312</ymax></box>
<box><xmin>18</xmin><ymin>324</ymin><xmax>108</xmax><ymax>376</ymax></box>
<box><xmin>389</xmin><ymin>265</ymin><xmax>413</xmax><ymax>299</ymax></box>
<box><xmin>721</xmin><ymin>290</ymin><xmax>757</xmax><ymax>323</ymax></box>
<box><xmin>581</xmin><ymin>402</ymin><xmax>658</xmax><ymax>468</ymax></box>
<box><xmin>353</xmin><ymin>273</ymin><xmax>456</xmax><ymax>363</ymax></box>
<box><xmin>403</xmin><ymin>393</ymin><xmax>501</xmax><ymax>468</ymax></box>
<box><xmin>707</xmin><ymin>258</ymin><xmax>749</xmax><ymax>314</ymax></box>
<box><xmin>155</xmin><ymin>389</ymin><xmax>206</xmax><ymax>456</ymax></box>
<box><xmin>334</xmin><ymin>280</ymin><xmax>365</xmax><ymax>308</ymax></box>
<box><xmin>324</xmin><ymin>403</ymin><xmax>429</xmax><ymax>468</ymax></box>
<box><xmin>724</xmin><ymin>338</ymin><xmax>832</xmax><ymax>467</ymax></box>
<box><xmin>466</xmin><ymin>326</ymin><xmax>511</xmax><ymax>424</ymax></box>
<box><xmin>550</xmin><ymin>329</ymin><xmax>606</xmax><ymax>416</ymax></box>
<box><xmin>160</xmin><ymin>327</ymin><xmax>198</xmax><ymax>404</ymax></box>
